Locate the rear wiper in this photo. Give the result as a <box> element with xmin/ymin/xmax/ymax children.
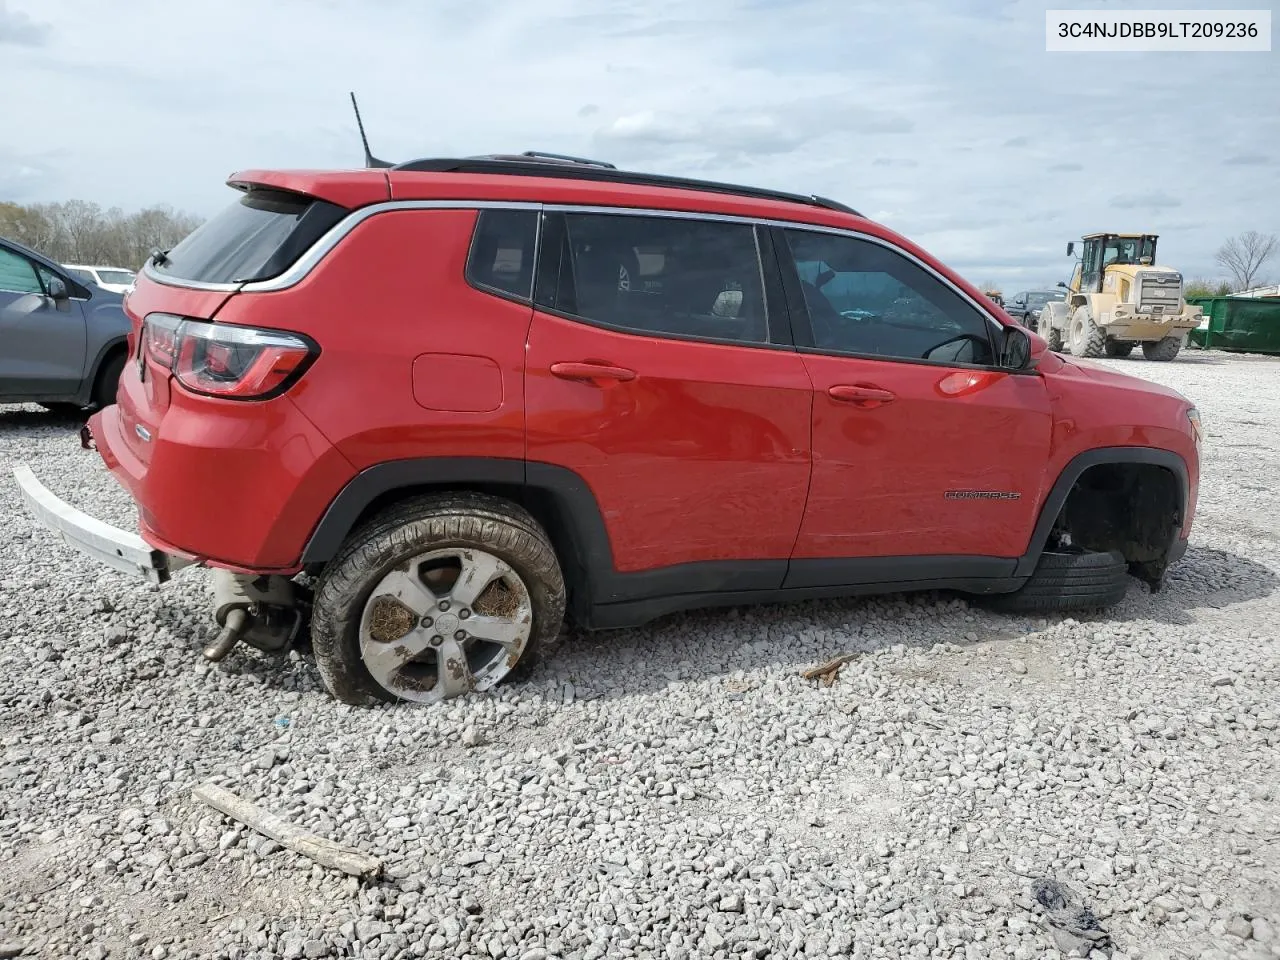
<box><xmin>149</xmin><ymin>247</ymin><xmax>171</xmax><ymax>268</ymax></box>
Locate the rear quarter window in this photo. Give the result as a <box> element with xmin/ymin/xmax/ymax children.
<box><xmin>465</xmin><ymin>209</ymin><xmax>539</xmax><ymax>301</ymax></box>
<box><xmin>152</xmin><ymin>188</ymin><xmax>347</xmax><ymax>285</ymax></box>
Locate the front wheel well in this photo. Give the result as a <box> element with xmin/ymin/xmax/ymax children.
<box><xmin>1048</xmin><ymin>461</ymin><xmax>1182</xmax><ymax>586</ymax></box>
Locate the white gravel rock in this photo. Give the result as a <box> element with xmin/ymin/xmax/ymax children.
<box><xmin>1</xmin><ymin>353</ymin><xmax>1279</xmax><ymax>959</ymax></box>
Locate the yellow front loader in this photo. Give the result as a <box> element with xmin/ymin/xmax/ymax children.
<box><xmin>1037</xmin><ymin>233</ymin><xmax>1203</xmax><ymax>361</ymax></box>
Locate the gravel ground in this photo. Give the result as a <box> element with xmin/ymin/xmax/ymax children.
<box><xmin>1</xmin><ymin>350</ymin><xmax>1278</xmax><ymax>960</ymax></box>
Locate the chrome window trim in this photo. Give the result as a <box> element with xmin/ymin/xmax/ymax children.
<box><xmin>139</xmin><ymin>265</ymin><xmax>240</xmax><ymax>292</ymax></box>
<box><xmin>135</xmin><ymin>196</ymin><xmax>1009</xmax><ymax>334</ymax></box>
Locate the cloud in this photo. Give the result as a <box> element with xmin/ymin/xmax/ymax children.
<box><xmin>0</xmin><ymin>147</ymin><xmax>64</xmax><ymax>201</ymax></box>
<box><xmin>1223</xmin><ymin>153</ymin><xmax>1269</xmax><ymax>166</ymax></box>
<box><xmin>0</xmin><ymin>0</ymin><xmax>48</xmax><ymax>45</ymax></box>
<box><xmin>593</xmin><ymin>97</ymin><xmax>912</xmax><ymax>166</ymax></box>
<box><xmin>1110</xmin><ymin>192</ymin><xmax>1183</xmax><ymax>210</ymax></box>
<box><xmin>1</xmin><ymin>0</ymin><xmax>1271</xmax><ymax>289</ymax></box>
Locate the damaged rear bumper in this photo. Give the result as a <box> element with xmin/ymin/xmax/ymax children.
<box><xmin>13</xmin><ymin>463</ymin><xmax>196</xmax><ymax>584</ymax></box>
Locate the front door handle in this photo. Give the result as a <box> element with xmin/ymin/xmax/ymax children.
<box><xmin>550</xmin><ymin>361</ymin><xmax>637</xmax><ymax>383</ymax></box>
<box><xmin>828</xmin><ymin>384</ymin><xmax>896</xmax><ymax>407</ymax></box>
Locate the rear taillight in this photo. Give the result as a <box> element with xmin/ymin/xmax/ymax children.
<box><xmin>141</xmin><ymin>314</ymin><xmax>317</xmax><ymax>400</ymax></box>
<box><xmin>143</xmin><ymin>313</ymin><xmax>183</xmax><ymax>368</ymax></box>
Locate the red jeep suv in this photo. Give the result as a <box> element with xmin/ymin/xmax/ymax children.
<box><xmin>15</xmin><ymin>152</ymin><xmax>1201</xmax><ymax>706</ymax></box>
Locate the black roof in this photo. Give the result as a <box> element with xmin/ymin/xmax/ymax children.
<box><xmin>388</xmin><ymin>151</ymin><xmax>861</xmax><ymax>217</ymax></box>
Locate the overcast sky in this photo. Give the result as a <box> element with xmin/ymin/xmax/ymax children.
<box><xmin>1</xmin><ymin>0</ymin><xmax>1276</xmax><ymax>290</ymax></box>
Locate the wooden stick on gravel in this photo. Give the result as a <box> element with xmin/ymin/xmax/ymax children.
<box><xmin>191</xmin><ymin>782</ymin><xmax>382</xmax><ymax>881</ymax></box>
<box><xmin>801</xmin><ymin>653</ymin><xmax>857</xmax><ymax>685</ymax></box>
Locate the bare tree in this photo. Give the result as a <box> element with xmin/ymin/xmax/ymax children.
<box><xmin>0</xmin><ymin>199</ymin><xmax>203</xmax><ymax>269</ymax></box>
<box><xmin>1215</xmin><ymin>230</ymin><xmax>1278</xmax><ymax>292</ymax></box>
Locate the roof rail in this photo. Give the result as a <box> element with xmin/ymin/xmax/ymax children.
<box><xmin>388</xmin><ymin>155</ymin><xmax>862</xmax><ymax>217</ymax></box>
<box><xmin>810</xmin><ymin>194</ymin><xmax>859</xmax><ymax>216</ymax></box>
<box><xmin>520</xmin><ymin>150</ymin><xmax>617</xmax><ymax>169</ymax></box>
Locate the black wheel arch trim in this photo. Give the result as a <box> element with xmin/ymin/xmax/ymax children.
<box><xmin>302</xmin><ymin>457</ymin><xmax>526</xmax><ymax>565</ymax></box>
<box><xmin>80</xmin><ymin>336</ymin><xmax>129</xmax><ymax>405</ymax></box>
<box><xmin>1014</xmin><ymin>445</ymin><xmax>1190</xmax><ymax>578</ymax></box>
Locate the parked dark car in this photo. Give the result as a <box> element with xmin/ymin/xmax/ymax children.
<box><xmin>1007</xmin><ymin>289</ymin><xmax>1066</xmax><ymax>330</ymax></box>
<box><xmin>0</xmin><ymin>237</ymin><xmax>130</xmax><ymax>412</ymax></box>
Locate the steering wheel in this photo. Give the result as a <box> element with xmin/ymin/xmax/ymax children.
<box><xmin>924</xmin><ymin>333</ymin><xmax>989</xmax><ymax>364</ymax></box>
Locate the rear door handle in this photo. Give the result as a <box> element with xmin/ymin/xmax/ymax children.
<box><xmin>828</xmin><ymin>384</ymin><xmax>896</xmax><ymax>406</ymax></box>
<box><xmin>550</xmin><ymin>361</ymin><xmax>637</xmax><ymax>383</ymax></box>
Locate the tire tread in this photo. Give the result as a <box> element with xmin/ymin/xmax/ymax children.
<box><xmin>986</xmin><ymin>549</ymin><xmax>1128</xmax><ymax>613</ymax></box>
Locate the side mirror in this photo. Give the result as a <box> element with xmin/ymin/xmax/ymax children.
<box><xmin>46</xmin><ymin>277</ymin><xmax>69</xmax><ymax>302</ymax></box>
<box><xmin>1066</xmin><ymin>242</ymin><xmax>1075</xmax><ymax>257</ymax></box>
<box><xmin>1056</xmin><ymin>281</ymin><xmax>1068</xmax><ymax>289</ymax></box>
<box><xmin>1000</xmin><ymin>325</ymin><xmax>1034</xmax><ymax>370</ymax></box>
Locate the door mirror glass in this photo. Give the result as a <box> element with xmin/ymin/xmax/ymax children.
<box><xmin>1000</xmin><ymin>325</ymin><xmax>1033</xmax><ymax>370</ymax></box>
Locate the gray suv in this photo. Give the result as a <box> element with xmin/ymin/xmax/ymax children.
<box><xmin>0</xmin><ymin>237</ymin><xmax>130</xmax><ymax>413</ymax></box>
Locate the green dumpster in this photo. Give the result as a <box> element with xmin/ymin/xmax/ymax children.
<box><xmin>1187</xmin><ymin>296</ymin><xmax>1280</xmax><ymax>355</ymax></box>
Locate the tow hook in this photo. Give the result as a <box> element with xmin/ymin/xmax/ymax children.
<box><xmin>79</xmin><ymin>423</ymin><xmax>95</xmax><ymax>450</ymax></box>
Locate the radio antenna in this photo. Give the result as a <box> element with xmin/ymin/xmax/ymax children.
<box><xmin>349</xmin><ymin>92</ymin><xmax>392</xmax><ymax>168</ymax></box>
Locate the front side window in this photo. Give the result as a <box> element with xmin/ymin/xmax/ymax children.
<box><xmin>550</xmin><ymin>213</ymin><xmax>769</xmax><ymax>344</ymax></box>
<box><xmin>783</xmin><ymin>230</ymin><xmax>995</xmax><ymax>366</ymax></box>
<box><xmin>0</xmin><ymin>247</ymin><xmax>44</xmax><ymax>295</ymax></box>
<box><xmin>465</xmin><ymin>209</ymin><xmax>538</xmax><ymax>300</ymax></box>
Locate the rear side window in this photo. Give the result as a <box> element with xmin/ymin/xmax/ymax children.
<box><xmin>466</xmin><ymin>209</ymin><xmax>538</xmax><ymax>301</ymax></box>
<box><xmin>544</xmin><ymin>212</ymin><xmax>769</xmax><ymax>344</ymax></box>
<box><xmin>153</xmin><ymin>188</ymin><xmax>347</xmax><ymax>285</ymax></box>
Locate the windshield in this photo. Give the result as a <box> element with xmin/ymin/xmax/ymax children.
<box><xmin>1102</xmin><ymin>236</ymin><xmax>1156</xmax><ymax>267</ymax></box>
<box><xmin>97</xmin><ymin>270</ymin><xmax>136</xmax><ymax>285</ymax></box>
<box><xmin>1026</xmin><ymin>291</ymin><xmax>1064</xmax><ymax>308</ymax></box>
